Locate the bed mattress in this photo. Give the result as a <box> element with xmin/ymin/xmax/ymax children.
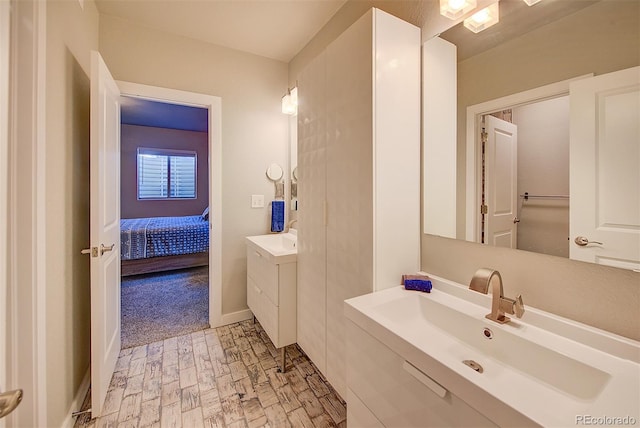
<box><xmin>120</xmin><ymin>215</ymin><xmax>209</xmax><ymax>260</ymax></box>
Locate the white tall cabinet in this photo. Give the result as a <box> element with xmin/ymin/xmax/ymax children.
<box><xmin>297</xmin><ymin>8</ymin><xmax>421</xmax><ymax>398</ymax></box>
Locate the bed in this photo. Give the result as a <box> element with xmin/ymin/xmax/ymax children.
<box><xmin>120</xmin><ymin>215</ymin><xmax>209</xmax><ymax>276</ymax></box>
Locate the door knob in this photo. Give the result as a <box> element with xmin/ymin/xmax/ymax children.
<box><xmin>100</xmin><ymin>243</ymin><xmax>115</xmax><ymax>255</ymax></box>
<box><xmin>0</xmin><ymin>389</ymin><xmax>23</xmax><ymax>419</ymax></box>
<box><xmin>574</xmin><ymin>236</ymin><xmax>603</xmax><ymax>246</ymax></box>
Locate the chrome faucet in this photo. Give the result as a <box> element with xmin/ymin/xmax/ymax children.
<box><xmin>469</xmin><ymin>268</ymin><xmax>525</xmax><ymax>324</ymax></box>
<box><xmin>287</xmin><ymin>219</ymin><xmax>298</xmax><ymax>230</ymax></box>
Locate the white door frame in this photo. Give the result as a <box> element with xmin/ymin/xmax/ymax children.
<box><xmin>465</xmin><ymin>75</ymin><xmax>591</xmax><ymax>242</ymax></box>
<box><xmin>116</xmin><ymin>81</ymin><xmax>223</xmax><ymax>327</ymax></box>
<box><xmin>0</xmin><ymin>0</ymin><xmax>11</xmax><ymax>420</ymax></box>
<box><xmin>482</xmin><ymin>116</ymin><xmax>518</xmax><ymax>248</ymax></box>
<box><xmin>6</xmin><ymin>0</ymin><xmax>48</xmax><ymax>425</ymax></box>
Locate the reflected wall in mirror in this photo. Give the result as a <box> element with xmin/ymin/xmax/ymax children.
<box><xmin>465</xmin><ymin>79</ymin><xmax>575</xmax><ymax>258</ymax></box>
<box><xmin>435</xmin><ymin>0</ymin><xmax>639</xmax><ymax>270</ymax></box>
<box><xmin>289</xmin><ymin>116</ymin><xmax>298</xmax><ymax>211</ymax></box>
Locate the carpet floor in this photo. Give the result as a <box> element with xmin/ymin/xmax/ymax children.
<box><xmin>121</xmin><ymin>266</ymin><xmax>209</xmax><ymax>349</ymax></box>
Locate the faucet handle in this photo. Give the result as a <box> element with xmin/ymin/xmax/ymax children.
<box><xmin>514</xmin><ymin>294</ymin><xmax>525</xmax><ymax>318</ymax></box>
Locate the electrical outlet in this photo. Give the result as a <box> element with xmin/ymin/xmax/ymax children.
<box><xmin>251</xmin><ymin>194</ymin><xmax>264</xmax><ymax>208</ymax></box>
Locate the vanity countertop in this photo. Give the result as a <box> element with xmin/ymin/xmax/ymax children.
<box><xmin>246</xmin><ymin>231</ymin><xmax>297</xmax><ymax>264</ymax></box>
<box><xmin>345</xmin><ymin>273</ymin><xmax>640</xmax><ymax>427</ymax></box>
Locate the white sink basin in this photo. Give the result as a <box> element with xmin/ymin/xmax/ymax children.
<box><xmin>246</xmin><ymin>231</ymin><xmax>297</xmax><ymax>264</ymax></box>
<box><xmin>345</xmin><ymin>274</ymin><xmax>640</xmax><ymax>427</ymax></box>
<box><xmin>375</xmin><ymin>292</ymin><xmax>610</xmax><ymax>401</ymax></box>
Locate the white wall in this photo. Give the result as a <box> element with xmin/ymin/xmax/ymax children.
<box><xmin>31</xmin><ymin>0</ymin><xmax>98</xmax><ymax>425</ymax></box>
<box><xmin>513</xmin><ymin>96</ymin><xmax>570</xmax><ymax>258</ymax></box>
<box><xmin>99</xmin><ymin>15</ymin><xmax>289</xmax><ymax>315</ymax></box>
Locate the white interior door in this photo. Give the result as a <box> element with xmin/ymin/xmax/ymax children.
<box><xmin>90</xmin><ymin>50</ymin><xmax>121</xmax><ymax>417</ymax></box>
<box><xmin>570</xmin><ymin>66</ymin><xmax>640</xmax><ymax>270</ymax></box>
<box><xmin>484</xmin><ymin>115</ymin><xmax>518</xmax><ymax>248</ymax></box>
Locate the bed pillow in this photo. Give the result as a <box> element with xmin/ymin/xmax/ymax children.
<box><xmin>201</xmin><ymin>206</ymin><xmax>209</xmax><ymax>221</ymax></box>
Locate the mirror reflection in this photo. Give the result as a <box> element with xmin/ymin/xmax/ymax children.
<box><xmin>477</xmin><ymin>97</ymin><xmax>570</xmax><ymax>259</ymax></box>
<box><xmin>439</xmin><ymin>0</ymin><xmax>639</xmax><ymax>270</ymax></box>
<box><xmin>289</xmin><ymin>116</ymin><xmax>298</xmax><ymax>211</ymax></box>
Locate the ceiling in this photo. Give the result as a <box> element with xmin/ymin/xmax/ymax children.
<box><xmin>94</xmin><ymin>0</ymin><xmax>347</xmax><ymax>63</ymax></box>
<box><xmin>439</xmin><ymin>0</ymin><xmax>600</xmax><ymax>61</ymax></box>
<box><xmin>100</xmin><ymin>1</ymin><xmax>349</xmax><ymax>130</ymax></box>
<box><xmin>121</xmin><ymin>96</ymin><xmax>209</xmax><ymax>132</ymax></box>
<box><xmin>107</xmin><ymin>0</ymin><xmax>606</xmax><ymax>131</ymax></box>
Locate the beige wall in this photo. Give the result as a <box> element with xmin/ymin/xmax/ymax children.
<box><xmin>514</xmin><ymin>97</ymin><xmax>570</xmax><ymax>258</ymax></box>
<box><xmin>45</xmin><ymin>0</ymin><xmax>99</xmax><ymax>425</ymax></box>
<box><xmin>292</xmin><ymin>0</ymin><xmax>640</xmax><ymax>341</ymax></box>
<box><xmin>99</xmin><ymin>15</ymin><xmax>289</xmax><ymax>315</ymax></box>
<box><xmin>422</xmin><ymin>235</ymin><xmax>640</xmax><ymax>340</ymax></box>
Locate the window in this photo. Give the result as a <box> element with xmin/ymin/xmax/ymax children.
<box><xmin>137</xmin><ymin>148</ymin><xmax>197</xmax><ymax>199</ymax></box>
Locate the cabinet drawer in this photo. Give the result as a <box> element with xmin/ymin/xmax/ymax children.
<box><xmin>247</xmin><ymin>246</ymin><xmax>278</xmax><ymax>305</ymax></box>
<box><xmin>347</xmin><ymin>388</ymin><xmax>384</xmax><ymax>428</ymax></box>
<box><xmin>247</xmin><ymin>275</ymin><xmax>279</xmax><ymax>345</ymax></box>
<box><xmin>346</xmin><ymin>320</ymin><xmax>496</xmax><ymax>428</ymax></box>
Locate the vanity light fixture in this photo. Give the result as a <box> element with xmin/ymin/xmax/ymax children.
<box><xmin>463</xmin><ymin>1</ymin><xmax>500</xmax><ymax>33</ymax></box>
<box><xmin>523</xmin><ymin>0</ymin><xmax>541</xmax><ymax>5</ymax></box>
<box><xmin>281</xmin><ymin>86</ymin><xmax>298</xmax><ymax>116</ymax></box>
<box><xmin>439</xmin><ymin>0</ymin><xmax>477</xmax><ymax>20</ymax></box>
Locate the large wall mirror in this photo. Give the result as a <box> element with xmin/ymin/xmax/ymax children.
<box><xmin>428</xmin><ymin>0</ymin><xmax>639</xmax><ymax>271</ymax></box>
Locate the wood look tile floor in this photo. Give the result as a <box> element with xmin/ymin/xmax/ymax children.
<box><xmin>74</xmin><ymin>320</ymin><xmax>347</xmax><ymax>428</ymax></box>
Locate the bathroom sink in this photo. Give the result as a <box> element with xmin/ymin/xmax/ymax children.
<box><xmin>344</xmin><ymin>275</ymin><xmax>640</xmax><ymax>427</ymax></box>
<box><xmin>246</xmin><ymin>231</ymin><xmax>297</xmax><ymax>264</ymax></box>
<box><xmin>374</xmin><ymin>292</ymin><xmax>610</xmax><ymax>401</ymax></box>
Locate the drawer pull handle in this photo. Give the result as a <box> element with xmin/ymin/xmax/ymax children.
<box><xmin>402</xmin><ymin>361</ymin><xmax>447</xmax><ymax>398</ymax></box>
<box><xmin>255</xmin><ymin>251</ymin><xmax>262</xmax><ymax>257</ymax></box>
<box><xmin>254</xmin><ymin>285</ymin><xmax>262</xmax><ymax>294</ymax></box>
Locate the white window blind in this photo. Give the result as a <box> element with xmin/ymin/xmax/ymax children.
<box><xmin>137</xmin><ymin>148</ymin><xmax>197</xmax><ymax>199</ymax></box>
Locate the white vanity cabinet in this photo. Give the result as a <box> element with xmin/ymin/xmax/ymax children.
<box><xmin>297</xmin><ymin>7</ymin><xmax>421</xmax><ymax>398</ymax></box>
<box><xmin>246</xmin><ymin>237</ymin><xmax>296</xmax><ymax>371</ymax></box>
<box><xmin>346</xmin><ymin>320</ymin><xmax>496</xmax><ymax>428</ymax></box>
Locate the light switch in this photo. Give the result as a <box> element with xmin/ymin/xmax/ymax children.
<box><xmin>251</xmin><ymin>194</ymin><xmax>264</xmax><ymax>208</ymax></box>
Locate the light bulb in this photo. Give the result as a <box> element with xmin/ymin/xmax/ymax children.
<box><xmin>440</xmin><ymin>0</ymin><xmax>477</xmax><ymax>20</ymax></box>
<box><xmin>464</xmin><ymin>2</ymin><xmax>500</xmax><ymax>33</ymax></box>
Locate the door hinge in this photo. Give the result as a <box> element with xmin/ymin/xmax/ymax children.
<box><xmin>481</xmin><ymin>205</ymin><xmax>488</xmax><ymax>214</ymax></box>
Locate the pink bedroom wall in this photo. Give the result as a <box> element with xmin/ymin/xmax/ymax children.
<box><xmin>121</xmin><ymin>124</ymin><xmax>209</xmax><ymax>218</ymax></box>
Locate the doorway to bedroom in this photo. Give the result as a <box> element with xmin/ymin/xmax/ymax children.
<box><xmin>119</xmin><ymin>95</ymin><xmax>211</xmax><ymax>349</ymax></box>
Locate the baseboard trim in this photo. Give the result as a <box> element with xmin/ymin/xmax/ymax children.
<box><xmin>62</xmin><ymin>367</ymin><xmax>90</xmax><ymax>428</ymax></box>
<box><xmin>220</xmin><ymin>309</ymin><xmax>253</xmax><ymax>326</ymax></box>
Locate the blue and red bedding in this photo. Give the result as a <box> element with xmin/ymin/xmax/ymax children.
<box><xmin>120</xmin><ymin>215</ymin><xmax>209</xmax><ymax>261</ymax></box>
